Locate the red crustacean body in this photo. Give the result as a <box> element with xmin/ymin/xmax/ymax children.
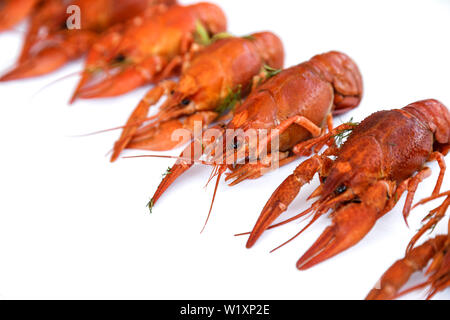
<box><xmin>70</xmin><ymin>2</ymin><xmax>227</xmax><ymax>102</ymax></box>
<box><xmin>150</xmin><ymin>51</ymin><xmax>363</xmax><ymax>218</ymax></box>
<box><xmin>246</xmin><ymin>99</ymin><xmax>450</xmax><ymax>272</ymax></box>
<box><xmin>110</xmin><ymin>31</ymin><xmax>285</xmax><ymax>162</ymax></box>
<box><xmin>0</xmin><ymin>0</ymin><xmax>41</xmax><ymax>32</ymax></box>
<box><xmin>0</xmin><ymin>0</ymin><xmax>177</xmax><ymax>81</ymax></box>
<box><xmin>367</xmin><ymin>192</ymin><xmax>450</xmax><ymax>300</ymax></box>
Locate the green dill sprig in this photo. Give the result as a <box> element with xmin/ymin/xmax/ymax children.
<box><xmin>263</xmin><ymin>65</ymin><xmax>282</xmax><ymax>79</ymax></box>
<box><xmin>162</xmin><ymin>167</ymin><xmax>172</xmax><ymax>178</ymax></box>
<box><xmin>420</xmin><ymin>212</ymin><xmax>440</xmax><ymax>235</ymax></box>
<box><xmin>194</xmin><ymin>21</ymin><xmax>211</xmax><ymax>46</ymax></box>
<box><xmin>242</xmin><ymin>34</ymin><xmax>256</xmax><ymax>41</ymax></box>
<box><xmin>147</xmin><ymin>198</ymin><xmax>154</xmax><ymax>214</ymax></box>
<box><xmin>194</xmin><ymin>21</ymin><xmax>234</xmax><ymax>46</ymax></box>
<box><xmin>428</xmin><ymin>223</ymin><xmax>438</xmax><ymax>234</ymax></box>
<box><xmin>333</xmin><ymin>118</ymin><xmax>359</xmax><ymax>147</ymax></box>
<box><xmin>211</xmin><ymin>32</ymin><xmax>234</xmax><ymax>42</ymax></box>
<box><xmin>86</xmin><ymin>65</ymin><xmax>103</xmax><ymax>74</ymax></box>
<box><xmin>216</xmin><ymin>85</ymin><xmax>242</xmax><ymax>115</ymax></box>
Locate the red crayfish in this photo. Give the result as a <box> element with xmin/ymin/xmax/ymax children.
<box><xmin>245</xmin><ymin>99</ymin><xmax>449</xmax><ymax>273</ymax></box>
<box><xmin>150</xmin><ymin>51</ymin><xmax>363</xmax><ymax>228</ymax></box>
<box><xmin>70</xmin><ymin>2</ymin><xmax>227</xmax><ymax>102</ymax></box>
<box><xmin>0</xmin><ymin>0</ymin><xmax>177</xmax><ymax>81</ymax></box>
<box><xmin>110</xmin><ymin>31</ymin><xmax>285</xmax><ymax>162</ymax></box>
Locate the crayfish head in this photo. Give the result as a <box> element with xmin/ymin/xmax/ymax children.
<box><xmin>320</xmin><ymin>160</ymin><xmax>381</xmax><ymax>206</ymax></box>
<box><xmin>205</xmin><ymin>125</ymin><xmax>257</xmax><ymax>168</ymax></box>
<box><xmin>157</xmin><ymin>75</ymin><xmax>201</xmax><ymax>121</ymax></box>
<box><xmin>321</xmin><ymin>133</ymin><xmax>385</xmax><ymax>203</ymax></box>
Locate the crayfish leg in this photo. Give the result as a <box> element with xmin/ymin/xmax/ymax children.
<box><xmin>408</xmin><ymin>192</ymin><xmax>450</xmax><ymax>252</ymax></box>
<box><xmin>428</xmin><ymin>151</ymin><xmax>447</xmax><ymax>197</ymax></box>
<box><xmin>402</xmin><ymin>167</ymin><xmax>432</xmax><ymax>225</ymax></box>
<box><xmin>257</xmin><ymin>115</ymin><xmax>324</xmax><ymax>158</ymax></box>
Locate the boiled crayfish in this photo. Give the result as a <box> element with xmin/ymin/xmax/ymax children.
<box><xmin>70</xmin><ymin>2</ymin><xmax>227</xmax><ymax>102</ymax></box>
<box><xmin>150</xmin><ymin>51</ymin><xmax>363</xmax><ymax>229</ymax></box>
<box><xmin>0</xmin><ymin>0</ymin><xmax>176</xmax><ymax>81</ymax></box>
<box><xmin>245</xmin><ymin>99</ymin><xmax>449</xmax><ymax>273</ymax></box>
<box><xmin>110</xmin><ymin>31</ymin><xmax>285</xmax><ymax>162</ymax></box>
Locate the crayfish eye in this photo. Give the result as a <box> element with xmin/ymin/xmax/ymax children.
<box><xmin>181</xmin><ymin>98</ymin><xmax>191</xmax><ymax>106</ymax></box>
<box><xmin>335</xmin><ymin>185</ymin><xmax>347</xmax><ymax>195</ymax></box>
<box><xmin>113</xmin><ymin>54</ymin><xmax>127</xmax><ymax>63</ymax></box>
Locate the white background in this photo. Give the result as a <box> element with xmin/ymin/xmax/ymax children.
<box><xmin>0</xmin><ymin>0</ymin><xmax>449</xmax><ymax>300</ymax></box>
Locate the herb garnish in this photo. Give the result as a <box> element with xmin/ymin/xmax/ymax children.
<box><xmin>263</xmin><ymin>65</ymin><xmax>282</xmax><ymax>79</ymax></box>
<box><xmin>216</xmin><ymin>85</ymin><xmax>242</xmax><ymax>115</ymax></box>
<box><xmin>147</xmin><ymin>198</ymin><xmax>154</xmax><ymax>214</ymax></box>
<box><xmin>333</xmin><ymin>118</ymin><xmax>359</xmax><ymax>147</ymax></box>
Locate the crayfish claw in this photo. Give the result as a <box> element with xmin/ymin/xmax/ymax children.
<box><xmin>246</xmin><ymin>156</ymin><xmax>323</xmax><ymax>248</ymax></box>
<box><xmin>297</xmin><ymin>202</ymin><xmax>379</xmax><ymax>270</ymax></box>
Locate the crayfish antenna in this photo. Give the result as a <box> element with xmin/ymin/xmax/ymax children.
<box><xmin>30</xmin><ymin>71</ymin><xmax>83</xmax><ymax>100</ymax></box>
<box><xmin>201</xmin><ymin>165</ymin><xmax>226</xmax><ymax>234</ymax></box>
<box><xmin>235</xmin><ymin>205</ymin><xmax>316</xmax><ymax>237</ymax></box>
<box><xmin>270</xmin><ymin>207</ymin><xmax>326</xmax><ymax>254</ymax></box>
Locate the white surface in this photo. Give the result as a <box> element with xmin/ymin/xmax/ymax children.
<box><xmin>0</xmin><ymin>0</ymin><xmax>449</xmax><ymax>300</ymax></box>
